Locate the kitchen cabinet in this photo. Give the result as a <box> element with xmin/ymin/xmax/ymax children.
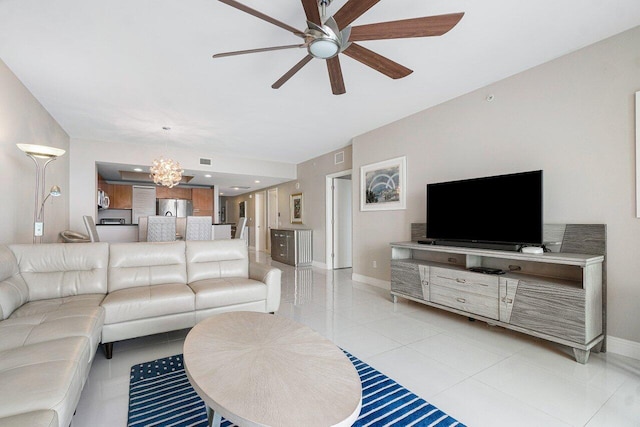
<box><xmin>110</xmin><ymin>184</ymin><xmax>133</xmax><ymax>209</ymax></box>
<box><xmin>156</xmin><ymin>186</ymin><xmax>191</xmax><ymax>200</ymax></box>
<box><xmin>192</xmin><ymin>188</ymin><xmax>214</xmax><ymax>217</ymax></box>
<box><xmin>97</xmin><ymin>174</ymin><xmax>111</xmax><ymax>196</ymax></box>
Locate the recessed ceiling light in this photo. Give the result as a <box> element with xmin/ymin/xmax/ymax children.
<box><xmin>254</xmin><ymin>180</ymin><xmax>261</xmax><ymax>183</ymax></box>
<box><xmin>204</xmin><ymin>174</ymin><xmax>212</xmax><ymax>178</ymax></box>
<box><xmin>133</xmin><ymin>168</ymin><xmax>143</xmax><ymax>172</ymax></box>
<box><xmin>220</xmin><ymin>193</ymin><xmax>224</xmax><ymax>195</ymax></box>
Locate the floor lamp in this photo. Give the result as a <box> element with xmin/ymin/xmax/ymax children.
<box><xmin>17</xmin><ymin>144</ymin><xmax>66</xmax><ymax>243</ymax></box>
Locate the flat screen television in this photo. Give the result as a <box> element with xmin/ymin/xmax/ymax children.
<box><xmin>426</xmin><ymin>170</ymin><xmax>543</xmax><ymax>247</ymax></box>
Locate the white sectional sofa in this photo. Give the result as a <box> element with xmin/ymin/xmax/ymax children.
<box><xmin>0</xmin><ymin>239</ymin><xmax>281</xmax><ymax>427</ymax></box>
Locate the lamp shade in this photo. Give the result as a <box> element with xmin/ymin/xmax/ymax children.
<box><xmin>49</xmin><ymin>185</ymin><xmax>61</xmax><ymax>196</ymax></box>
<box><xmin>17</xmin><ymin>144</ymin><xmax>66</xmax><ymax>158</ymax></box>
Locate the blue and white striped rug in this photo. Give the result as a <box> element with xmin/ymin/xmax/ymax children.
<box><xmin>128</xmin><ymin>351</ymin><xmax>465</xmax><ymax>427</ymax></box>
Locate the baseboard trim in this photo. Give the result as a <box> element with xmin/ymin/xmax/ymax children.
<box><xmin>352</xmin><ymin>273</ymin><xmax>391</xmax><ymax>290</ymax></box>
<box><xmin>312</xmin><ymin>261</ymin><xmax>328</xmax><ymax>270</ymax></box>
<box><xmin>607</xmin><ymin>335</ymin><xmax>640</xmax><ymax>360</ymax></box>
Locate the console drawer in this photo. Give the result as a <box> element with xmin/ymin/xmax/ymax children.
<box><xmin>430</xmin><ymin>266</ymin><xmax>499</xmax><ymax>297</ymax></box>
<box><xmin>431</xmin><ymin>285</ymin><xmax>499</xmax><ymax>320</ymax></box>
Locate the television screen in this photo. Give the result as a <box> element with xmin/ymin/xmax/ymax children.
<box><xmin>426</xmin><ymin>170</ymin><xmax>543</xmax><ymax>246</ymax></box>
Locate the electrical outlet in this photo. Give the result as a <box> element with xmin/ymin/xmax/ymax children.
<box><xmin>372</xmin><ymin>260</ymin><xmax>377</xmax><ymax>268</ymax></box>
<box><xmin>34</xmin><ymin>222</ymin><xmax>44</xmax><ymax>237</ymax></box>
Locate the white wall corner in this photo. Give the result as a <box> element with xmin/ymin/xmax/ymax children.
<box><xmin>351</xmin><ymin>273</ymin><xmax>391</xmax><ymax>290</ymax></box>
<box><xmin>607</xmin><ymin>335</ymin><xmax>640</xmax><ymax>361</ymax></box>
<box><xmin>312</xmin><ymin>261</ymin><xmax>328</xmax><ymax>270</ymax></box>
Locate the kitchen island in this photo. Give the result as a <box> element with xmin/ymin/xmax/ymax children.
<box><xmin>95</xmin><ymin>222</ymin><xmax>233</xmax><ymax>242</ymax></box>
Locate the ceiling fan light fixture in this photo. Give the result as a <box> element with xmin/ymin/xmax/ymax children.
<box><xmin>308</xmin><ymin>38</ymin><xmax>340</xmax><ymax>59</ymax></box>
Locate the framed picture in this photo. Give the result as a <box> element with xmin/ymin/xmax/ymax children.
<box><xmin>239</xmin><ymin>201</ymin><xmax>246</xmax><ymax>218</ymax></box>
<box><xmin>290</xmin><ymin>193</ymin><xmax>303</xmax><ymax>224</ymax></box>
<box><xmin>360</xmin><ymin>156</ymin><xmax>406</xmax><ymax>211</ymax></box>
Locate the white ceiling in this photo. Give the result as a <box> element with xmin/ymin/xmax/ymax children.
<box><xmin>2</xmin><ymin>0</ymin><xmax>640</xmax><ymax>188</ymax></box>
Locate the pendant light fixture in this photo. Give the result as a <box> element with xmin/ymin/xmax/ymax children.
<box><xmin>149</xmin><ymin>127</ymin><xmax>183</xmax><ymax>188</ymax></box>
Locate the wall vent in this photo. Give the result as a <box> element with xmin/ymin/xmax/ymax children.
<box><xmin>334</xmin><ymin>151</ymin><xmax>344</xmax><ymax>165</ymax></box>
<box><xmin>199</xmin><ymin>157</ymin><xmax>212</xmax><ymax>166</ymax></box>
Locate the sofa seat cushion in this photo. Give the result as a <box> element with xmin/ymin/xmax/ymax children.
<box><xmin>0</xmin><ymin>296</ymin><xmax>104</xmax><ymax>354</ymax></box>
<box><xmin>0</xmin><ymin>410</ymin><xmax>57</xmax><ymax>427</ymax></box>
<box><xmin>101</xmin><ymin>284</ymin><xmax>195</xmax><ymax>324</ymax></box>
<box><xmin>9</xmin><ymin>294</ymin><xmax>105</xmax><ymax>319</ymax></box>
<box><xmin>0</xmin><ymin>337</ymin><xmax>90</xmax><ymax>427</ymax></box>
<box><xmin>189</xmin><ymin>278</ymin><xmax>267</xmax><ymax>310</ymax></box>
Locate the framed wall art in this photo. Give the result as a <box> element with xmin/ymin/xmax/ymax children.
<box><xmin>290</xmin><ymin>193</ymin><xmax>303</xmax><ymax>224</ymax></box>
<box><xmin>239</xmin><ymin>200</ymin><xmax>246</xmax><ymax>219</ymax></box>
<box><xmin>360</xmin><ymin>156</ymin><xmax>406</xmax><ymax>211</ymax></box>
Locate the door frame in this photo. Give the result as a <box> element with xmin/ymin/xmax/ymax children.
<box><xmin>254</xmin><ymin>192</ymin><xmax>267</xmax><ymax>252</ymax></box>
<box><xmin>325</xmin><ymin>169</ymin><xmax>353</xmax><ymax>270</ymax></box>
<box><xmin>267</xmin><ymin>188</ymin><xmax>278</xmax><ymax>251</ymax></box>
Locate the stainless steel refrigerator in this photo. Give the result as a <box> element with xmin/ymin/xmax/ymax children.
<box><xmin>157</xmin><ymin>199</ymin><xmax>193</xmax><ymax>217</ymax></box>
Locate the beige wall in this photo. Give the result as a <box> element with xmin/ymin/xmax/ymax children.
<box><xmin>352</xmin><ymin>26</ymin><xmax>640</xmax><ymax>344</ymax></box>
<box><xmin>227</xmin><ymin>146</ymin><xmax>352</xmax><ymax>264</ymax></box>
<box><xmin>0</xmin><ymin>59</ymin><xmax>69</xmax><ymax>244</ymax></box>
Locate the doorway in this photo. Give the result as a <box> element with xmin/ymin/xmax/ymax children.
<box><xmin>325</xmin><ymin>170</ymin><xmax>353</xmax><ymax>269</ymax></box>
<box><xmin>267</xmin><ymin>188</ymin><xmax>278</xmax><ymax>251</ymax></box>
<box><xmin>255</xmin><ymin>192</ymin><xmax>267</xmax><ymax>252</ymax></box>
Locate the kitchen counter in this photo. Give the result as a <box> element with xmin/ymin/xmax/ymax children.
<box><xmin>95</xmin><ymin>224</ymin><xmax>138</xmax><ymax>242</ymax></box>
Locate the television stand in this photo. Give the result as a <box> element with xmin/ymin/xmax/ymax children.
<box><xmin>391</xmin><ymin>226</ymin><xmax>605</xmax><ymax>364</ymax></box>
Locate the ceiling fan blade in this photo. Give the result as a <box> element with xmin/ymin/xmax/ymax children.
<box><xmin>349</xmin><ymin>13</ymin><xmax>465</xmax><ymax>41</ymax></box>
<box><xmin>213</xmin><ymin>44</ymin><xmax>304</xmax><ymax>59</ymax></box>
<box><xmin>326</xmin><ymin>56</ymin><xmax>346</xmax><ymax>95</ymax></box>
<box><xmin>272</xmin><ymin>55</ymin><xmax>314</xmax><ymax>89</ymax></box>
<box><xmin>219</xmin><ymin>0</ymin><xmax>304</xmax><ymax>36</ymax></box>
<box><xmin>333</xmin><ymin>0</ymin><xmax>381</xmax><ymax>30</ymax></box>
<box><xmin>300</xmin><ymin>0</ymin><xmax>322</xmax><ymax>25</ymax></box>
<box><xmin>342</xmin><ymin>43</ymin><xmax>412</xmax><ymax>79</ymax></box>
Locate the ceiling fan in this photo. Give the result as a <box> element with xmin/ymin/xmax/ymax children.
<box><xmin>213</xmin><ymin>0</ymin><xmax>464</xmax><ymax>95</ymax></box>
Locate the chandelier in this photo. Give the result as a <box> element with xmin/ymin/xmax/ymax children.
<box><xmin>150</xmin><ymin>156</ymin><xmax>183</xmax><ymax>188</ymax></box>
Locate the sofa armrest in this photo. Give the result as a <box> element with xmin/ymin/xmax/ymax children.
<box><xmin>249</xmin><ymin>262</ymin><xmax>281</xmax><ymax>313</ymax></box>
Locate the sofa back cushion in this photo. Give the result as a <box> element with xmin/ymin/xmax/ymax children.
<box><xmin>186</xmin><ymin>240</ymin><xmax>248</xmax><ymax>283</ymax></box>
<box><xmin>0</xmin><ymin>245</ymin><xmax>29</xmax><ymax>320</ymax></box>
<box><xmin>9</xmin><ymin>242</ymin><xmax>109</xmax><ymax>302</ymax></box>
<box><xmin>108</xmin><ymin>241</ymin><xmax>187</xmax><ymax>292</ymax></box>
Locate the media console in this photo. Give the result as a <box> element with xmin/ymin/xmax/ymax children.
<box><xmin>391</xmin><ymin>228</ymin><xmax>605</xmax><ymax>364</ymax></box>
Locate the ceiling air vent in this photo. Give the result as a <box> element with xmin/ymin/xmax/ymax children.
<box><xmin>199</xmin><ymin>157</ymin><xmax>212</xmax><ymax>166</ymax></box>
<box><xmin>335</xmin><ymin>151</ymin><xmax>344</xmax><ymax>165</ymax></box>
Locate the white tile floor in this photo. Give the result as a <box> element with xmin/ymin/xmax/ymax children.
<box><xmin>73</xmin><ymin>251</ymin><xmax>640</xmax><ymax>427</ymax></box>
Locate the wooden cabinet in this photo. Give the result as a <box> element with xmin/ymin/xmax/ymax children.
<box><xmin>390</xmin><ymin>228</ymin><xmax>605</xmax><ymax>364</ymax></box>
<box><xmin>155</xmin><ymin>186</ymin><xmax>192</xmax><ymax>200</ymax></box>
<box><xmin>192</xmin><ymin>188</ymin><xmax>214</xmax><ymax>217</ymax></box>
<box><xmin>109</xmin><ymin>184</ymin><xmax>133</xmax><ymax>209</ymax></box>
<box><xmin>270</xmin><ymin>229</ymin><xmax>313</xmax><ymax>266</ymax></box>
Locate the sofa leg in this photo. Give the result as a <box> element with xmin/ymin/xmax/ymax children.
<box><xmin>103</xmin><ymin>342</ymin><xmax>113</xmax><ymax>359</ymax></box>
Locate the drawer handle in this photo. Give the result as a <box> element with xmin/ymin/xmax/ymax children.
<box><xmin>502</xmin><ymin>297</ymin><xmax>513</xmax><ymax>304</ymax></box>
<box><xmin>456</xmin><ymin>278</ymin><xmax>466</xmax><ymax>283</ymax></box>
<box><xmin>456</xmin><ymin>297</ymin><xmax>466</xmax><ymax>303</ymax></box>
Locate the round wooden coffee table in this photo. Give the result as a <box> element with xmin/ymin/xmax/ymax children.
<box><xmin>183</xmin><ymin>311</ymin><xmax>362</xmax><ymax>427</ymax></box>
